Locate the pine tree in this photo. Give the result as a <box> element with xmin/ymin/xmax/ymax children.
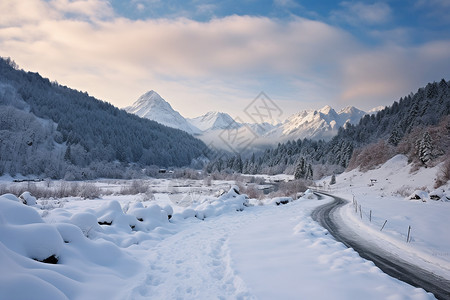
<box><xmin>233</xmin><ymin>154</ymin><xmax>243</xmax><ymax>173</ymax></box>
<box><xmin>388</xmin><ymin>128</ymin><xmax>401</xmax><ymax>146</ymax></box>
<box><xmin>306</xmin><ymin>164</ymin><xmax>313</xmax><ymax>180</ymax></box>
<box><xmin>330</xmin><ymin>174</ymin><xmax>336</xmax><ymax>185</ymax></box>
<box><xmin>294</xmin><ymin>157</ymin><xmax>306</xmax><ymax>179</ymax></box>
<box><xmin>64</xmin><ymin>145</ymin><xmax>72</xmax><ymax>163</ymax></box>
<box><xmin>418</xmin><ymin>131</ymin><xmax>432</xmax><ymax>166</ymax></box>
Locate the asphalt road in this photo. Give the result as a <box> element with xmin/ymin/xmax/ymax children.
<box><xmin>311</xmin><ymin>192</ymin><xmax>450</xmax><ymax>300</ymax></box>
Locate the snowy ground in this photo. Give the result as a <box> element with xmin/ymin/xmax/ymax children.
<box><xmin>0</xmin><ymin>169</ymin><xmax>441</xmax><ymax>299</ymax></box>
<box><xmin>324</xmin><ymin>154</ymin><xmax>450</xmax><ymax>282</ymax></box>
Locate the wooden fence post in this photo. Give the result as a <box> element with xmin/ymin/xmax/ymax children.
<box><xmin>380</xmin><ymin>220</ymin><xmax>387</xmax><ymax>231</ymax></box>
<box><xmin>407</xmin><ymin>225</ymin><xmax>411</xmax><ymax>243</ymax></box>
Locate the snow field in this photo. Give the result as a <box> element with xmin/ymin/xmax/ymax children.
<box><xmin>0</xmin><ymin>172</ymin><xmax>440</xmax><ymax>299</ymax></box>
<box><xmin>229</xmin><ymin>197</ymin><xmax>433</xmax><ymax>300</ymax></box>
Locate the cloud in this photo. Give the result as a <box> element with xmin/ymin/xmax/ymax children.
<box><xmin>414</xmin><ymin>0</ymin><xmax>450</xmax><ymax>24</ymax></box>
<box><xmin>49</xmin><ymin>0</ymin><xmax>114</xmax><ymax>20</ymax></box>
<box><xmin>1</xmin><ymin>0</ymin><xmax>449</xmax><ymax>118</ymax></box>
<box><xmin>331</xmin><ymin>2</ymin><xmax>392</xmax><ymax>26</ymax></box>
<box><xmin>273</xmin><ymin>0</ymin><xmax>302</xmax><ymax>9</ymax></box>
<box><xmin>339</xmin><ymin>41</ymin><xmax>450</xmax><ymax>108</ymax></box>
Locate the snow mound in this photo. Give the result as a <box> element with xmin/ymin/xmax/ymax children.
<box><xmin>0</xmin><ymin>194</ymin><xmax>43</xmax><ymax>225</ymax></box>
<box><xmin>265</xmin><ymin>197</ymin><xmax>293</xmax><ymax>206</ymax></box>
<box><xmin>128</xmin><ymin>204</ymin><xmax>169</xmax><ymax>231</ymax></box>
<box><xmin>69</xmin><ymin>212</ymin><xmax>103</xmax><ymax>237</ymax></box>
<box><xmin>181</xmin><ymin>186</ymin><xmax>249</xmax><ymax>220</ymax></box>
<box><xmin>0</xmin><ymin>193</ymin><xmax>140</xmax><ymax>299</ymax></box>
<box><xmin>19</xmin><ymin>191</ymin><xmax>37</xmax><ymax>206</ymax></box>
<box><xmin>429</xmin><ymin>189</ymin><xmax>448</xmax><ymax>201</ymax></box>
<box><xmin>0</xmin><ymin>194</ymin><xmax>63</xmax><ymax>261</ymax></box>
<box><xmin>408</xmin><ymin>190</ymin><xmax>428</xmax><ymax>202</ymax></box>
<box><xmin>302</xmin><ymin>189</ymin><xmax>317</xmax><ymax>200</ymax></box>
<box><xmin>94</xmin><ymin>200</ymin><xmax>137</xmax><ymax>232</ymax></box>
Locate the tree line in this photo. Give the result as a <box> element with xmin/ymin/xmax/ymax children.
<box><xmin>206</xmin><ymin>79</ymin><xmax>450</xmax><ymax>179</ymax></box>
<box><xmin>0</xmin><ymin>57</ymin><xmax>206</xmax><ymax>179</ymax></box>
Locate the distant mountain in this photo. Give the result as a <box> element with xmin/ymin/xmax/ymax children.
<box><xmin>368</xmin><ymin>106</ymin><xmax>386</xmax><ymax>114</ymax></box>
<box><xmin>125</xmin><ymin>90</ymin><xmax>201</xmax><ymax>135</ymax></box>
<box><xmin>262</xmin><ymin>105</ymin><xmax>367</xmax><ymax>142</ymax></box>
<box><xmin>0</xmin><ymin>57</ymin><xmax>206</xmax><ymax>179</ymax></box>
<box><xmin>186</xmin><ymin>111</ymin><xmax>276</xmax><ymax>151</ymax></box>
<box><xmin>125</xmin><ymin>91</ymin><xmax>371</xmax><ymax>150</ymax></box>
<box><xmin>337</xmin><ymin>106</ymin><xmax>368</xmax><ymax>125</ymax></box>
<box><xmin>206</xmin><ymin>79</ymin><xmax>450</xmax><ymax>175</ymax></box>
<box><xmin>188</xmin><ymin>111</ymin><xmax>238</xmax><ymax>131</ymax></box>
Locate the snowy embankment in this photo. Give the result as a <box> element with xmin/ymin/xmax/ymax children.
<box><xmin>325</xmin><ymin>154</ymin><xmax>450</xmax><ymax>281</ymax></box>
<box><xmin>0</xmin><ymin>182</ymin><xmax>435</xmax><ymax>299</ymax></box>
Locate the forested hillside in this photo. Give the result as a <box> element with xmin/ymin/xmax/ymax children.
<box><xmin>0</xmin><ymin>58</ymin><xmax>206</xmax><ymax>179</ymax></box>
<box><xmin>206</xmin><ymin>79</ymin><xmax>450</xmax><ymax>177</ymax></box>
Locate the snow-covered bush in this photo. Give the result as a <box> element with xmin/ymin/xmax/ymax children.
<box><xmin>408</xmin><ymin>190</ymin><xmax>428</xmax><ymax>202</ymax></box>
<box><xmin>429</xmin><ymin>189</ymin><xmax>444</xmax><ymax>201</ymax></box>
<box><xmin>128</xmin><ymin>204</ymin><xmax>169</xmax><ymax>231</ymax></box>
<box><xmin>302</xmin><ymin>189</ymin><xmax>317</xmax><ymax>200</ymax></box>
<box><xmin>182</xmin><ymin>186</ymin><xmax>249</xmax><ymax>220</ymax></box>
<box><xmin>94</xmin><ymin>200</ymin><xmax>138</xmax><ymax>231</ymax></box>
<box><xmin>0</xmin><ymin>194</ymin><xmax>63</xmax><ymax>263</ymax></box>
<box><xmin>19</xmin><ymin>191</ymin><xmax>37</xmax><ymax>206</ymax></box>
<box><xmin>162</xmin><ymin>204</ymin><xmax>174</xmax><ymax>219</ymax></box>
<box><xmin>265</xmin><ymin>197</ymin><xmax>292</xmax><ymax>206</ymax></box>
<box><xmin>69</xmin><ymin>212</ymin><xmax>103</xmax><ymax>237</ymax></box>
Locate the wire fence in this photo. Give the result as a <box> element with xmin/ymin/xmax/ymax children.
<box><xmin>351</xmin><ymin>196</ymin><xmax>413</xmax><ymax>243</ymax></box>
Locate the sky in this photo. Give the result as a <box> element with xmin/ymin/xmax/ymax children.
<box><xmin>1</xmin><ymin>0</ymin><xmax>450</xmax><ymax>122</ymax></box>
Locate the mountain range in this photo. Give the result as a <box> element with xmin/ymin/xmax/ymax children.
<box><xmin>125</xmin><ymin>90</ymin><xmax>380</xmax><ymax>150</ymax></box>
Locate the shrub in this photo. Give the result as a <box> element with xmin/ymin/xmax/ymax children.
<box><xmin>435</xmin><ymin>157</ymin><xmax>450</xmax><ymax>188</ymax></box>
<box><xmin>347</xmin><ymin>140</ymin><xmax>395</xmax><ymax>171</ymax></box>
<box><xmin>241</xmin><ymin>184</ymin><xmax>264</xmax><ymax>200</ymax></box>
<box><xmin>277</xmin><ymin>180</ymin><xmax>307</xmax><ymax>199</ymax></box>
<box><xmin>78</xmin><ymin>183</ymin><xmax>101</xmax><ymax>199</ymax></box>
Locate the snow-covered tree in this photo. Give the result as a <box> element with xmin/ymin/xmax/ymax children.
<box><xmin>330</xmin><ymin>174</ymin><xmax>336</xmax><ymax>185</ymax></box>
<box><xmin>418</xmin><ymin>131</ymin><xmax>432</xmax><ymax>166</ymax></box>
<box><xmin>294</xmin><ymin>158</ymin><xmax>306</xmax><ymax>179</ymax></box>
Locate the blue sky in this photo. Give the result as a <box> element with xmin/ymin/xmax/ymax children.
<box><xmin>1</xmin><ymin>0</ymin><xmax>450</xmax><ymax>121</ymax></box>
<box><xmin>111</xmin><ymin>0</ymin><xmax>450</xmax><ymax>44</ymax></box>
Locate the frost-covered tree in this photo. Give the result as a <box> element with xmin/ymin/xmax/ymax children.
<box><xmin>294</xmin><ymin>158</ymin><xmax>306</xmax><ymax>179</ymax></box>
<box><xmin>330</xmin><ymin>174</ymin><xmax>336</xmax><ymax>185</ymax></box>
<box><xmin>418</xmin><ymin>131</ymin><xmax>432</xmax><ymax>166</ymax></box>
<box><xmin>306</xmin><ymin>164</ymin><xmax>313</xmax><ymax>180</ymax></box>
<box><xmin>388</xmin><ymin>127</ymin><xmax>401</xmax><ymax>146</ymax></box>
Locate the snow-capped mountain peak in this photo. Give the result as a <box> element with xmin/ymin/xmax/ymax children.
<box><xmin>262</xmin><ymin>104</ymin><xmax>367</xmax><ymax>142</ymax></box>
<box><xmin>368</xmin><ymin>106</ymin><xmax>386</xmax><ymax>114</ymax></box>
<box><xmin>127</xmin><ymin>90</ymin><xmax>171</xmax><ymax>116</ymax></box>
<box><xmin>125</xmin><ymin>91</ymin><xmax>201</xmax><ymax>135</ymax></box>
<box><xmin>318</xmin><ymin>105</ymin><xmax>335</xmax><ymax>115</ymax></box>
<box><xmin>188</xmin><ymin>111</ymin><xmax>239</xmax><ymax>131</ymax></box>
<box><xmin>126</xmin><ymin>90</ymin><xmax>376</xmax><ymax>148</ymax></box>
<box><xmin>337</xmin><ymin>106</ymin><xmax>366</xmax><ymax>125</ymax></box>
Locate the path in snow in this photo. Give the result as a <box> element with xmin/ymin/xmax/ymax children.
<box><xmin>128</xmin><ymin>216</ymin><xmax>254</xmax><ymax>300</ymax></box>
<box><xmin>126</xmin><ymin>197</ymin><xmax>434</xmax><ymax>299</ymax></box>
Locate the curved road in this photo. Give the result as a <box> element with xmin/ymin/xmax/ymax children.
<box><xmin>311</xmin><ymin>192</ymin><xmax>450</xmax><ymax>300</ymax></box>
